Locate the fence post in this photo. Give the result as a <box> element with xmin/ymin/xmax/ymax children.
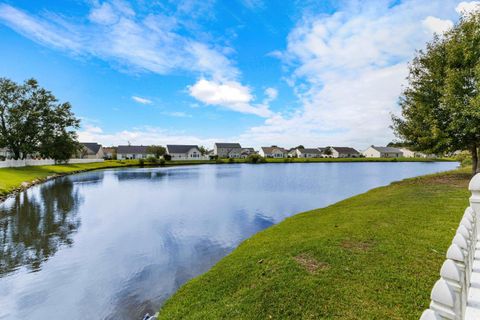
<box><xmin>469</xmin><ymin>174</ymin><xmax>480</xmax><ymax>221</ymax></box>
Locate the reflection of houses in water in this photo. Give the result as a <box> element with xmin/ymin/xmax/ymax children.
<box><xmin>0</xmin><ymin>178</ymin><xmax>83</xmax><ymax>277</ymax></box>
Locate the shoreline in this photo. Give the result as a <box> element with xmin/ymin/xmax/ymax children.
<box><xmin>0</xmin><ymin>157</ymin><xmax>456</xmax><ymax>204</ymax></box>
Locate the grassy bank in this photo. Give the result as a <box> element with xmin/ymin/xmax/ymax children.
<box><xmin>159</xmin><ymin>168</ymin><xmax>470</xmax><ymax>319</ymax></box>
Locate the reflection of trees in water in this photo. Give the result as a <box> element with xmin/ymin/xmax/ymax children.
<box><xmin>0</xmin><ymin>178</ymin><xmax>82</xmax><ymax>277</ymax></box>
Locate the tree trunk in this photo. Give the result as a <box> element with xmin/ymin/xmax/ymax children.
<box><xmin>472</xmin><ymin>145</ymin><xmax>478</xmax><ymax>176</ymax></box>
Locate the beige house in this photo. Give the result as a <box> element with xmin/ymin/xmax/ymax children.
<box><xmin>117</xmin><ymin>145</ymin><xmax>154</xmax><ymax>160</ymax></box>
<box><xmin>328</xmin><ymin>147</ymin><xmax>360</xmax><ymax>158</ymax></box>
<box><xmin>79</xmin><ymin>143</ymin><xmax>104</xmax><ymax>159</ymax></box>
<box><xmin>362</xmin><ymin>146</ymin><xmax>403</xmax><ymax>158</ymax></box>
<box><xmin>214</xmin><ymin>143</ymin><xmax>243</xmax><ymax>158</ymax></box>
<box><xmin>291</xmin><ymin>148</ymin><xmax>323</xmax><ymax>158</ymax></box>
<box><xmin>166</xmin><ymin>145</ymin><xmax>203</xmax><ymax>160</ymax></box>
<box><xmin>259</xmin><ymin>147</ymin><xmax>288</xmax><ymax>158</ymax></box>
<box><xmin>399</xmin><ymin>148</ymin><xmax>433</xmax><ymax>158</ymax></box>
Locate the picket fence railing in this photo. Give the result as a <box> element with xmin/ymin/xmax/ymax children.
<box><xmin>0</xmin><ymin>158</ymin><xmax>104</xmax><ymax>168</ymax></box>
<box><xmin>420</xmin><ymin>174</ymin><xmax>480</xmax><ymax>319</ymax></box>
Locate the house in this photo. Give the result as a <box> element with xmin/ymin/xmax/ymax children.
<box><xmin>328</xmin><ymin>147</ymin><xmax>360</xmax><ymax>158</ymax></box>
<box><xmin>0</xmin><ymin>147</ymin><xmax>12</xmax><ymax>160</ymax></box>
<box><xmin>166</xmin><ymin>145</ymin><xmax>203</xmax><ymax>160</ymax></box>
<box><xmin>291</xmin><ymin>148</ymin><xmax>323</xmax><ymax>158</ymax></box>
<box><xmin>399</xmin><ymin>148</ymin><xmax>432</xmax><ymax>158</ymax></box>
<box><xmin>103</xmin><ymin>147</ymin><xmax>117</xmax><ymax>159</ymax></box>
<box><xmin>362</xmin><ymin>146</ymin><xmax>403</xmax><ymax>158</ymax></box>
<box><xmin>214</xmin><ymin>143</ymin><xmax>243</xmax><ymax>158</ymax></box>
<box><xmin>79</xmin><ymin>142</ymin><xmax>104</xmax><ymax>159</ymax></box>
<box><xmin>259</xmin><ymin>146</ymin><xmax>288</xmax><ymax>158</ymax></box>
<box><xmin>240</xmin><ymin>148</ymin><xmax>256</xmax><ymax>158</ymax></box>
<box><xmin>117</xmin><ymin>145</ymin><xmax>153</xmax><ymax>160</ymax></box>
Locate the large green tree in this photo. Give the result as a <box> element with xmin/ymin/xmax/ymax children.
<box><xmin>392</xmin><ymin>11</ymin><xmax>480</xmax><ymax>174</ymax></box>
<box><xmin>146</xmin><ymin>145</ymin><xmax>166</xmax><ymax>158</ymax></box>
<box><xmin>0</xmin><ymin>78</ymin><xmax>80</xmax><ymax>160</ymax></box>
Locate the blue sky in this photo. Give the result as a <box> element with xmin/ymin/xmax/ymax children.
<box><xmin>0</xmin><ymin>0</ymin><xmax>476</xmax><ymax>149</ymax></box>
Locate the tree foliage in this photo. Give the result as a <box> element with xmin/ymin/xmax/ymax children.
<box><xmin>0</xmin><ymin>78</ymin><xmax>80</xmax><ymax>160</ymax></box>
<box><xmin>392</xmin><ymin>11</ymin><xmax>480</xmax><ymax>174</ymax></box>
<box><xmin>146</xmin><ymin>145</ymin><xmax>166</xmax><ymax>158</ymax></box>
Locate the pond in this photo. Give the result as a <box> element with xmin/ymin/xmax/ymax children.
<box><xmin>0</xmin><ymin>162</ymin><xmax>458</xmax><ymax>319</ymax></box>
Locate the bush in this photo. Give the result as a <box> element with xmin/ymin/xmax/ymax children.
<box><xmin>216</xmin><ymin>158</ymin><xmax>224</xmax><ymax>164</ymax></box>
<box><xmin>159</xmin><ymin>158</ymin><xmax>166</xmax><ymax>166</ymax></box>
<box><xmin>228</xmin><ymin>157</ymin><xmax>235</xmax><ymax>163</ymax></box>
<box><xmin>138</xmin><ymin>158</ymin><xmax>145</xmax><ymax>166</ymax></box>
<box><xmin>246</xmin><ymin>154</ymin><xmax>266</xmax><ymax>164</ymax></box>
<box><xmin>163</xmin><ymin>154</ymin><xmax>172</xmax><ymax>161</ymax></box>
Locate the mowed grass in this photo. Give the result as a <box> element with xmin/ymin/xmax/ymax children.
<box><xmin>0</xmin><ymin>160</ymin><xmax>137</xmax><ymax>195</ymax></box>
<box><xmin>159</xmin><ymin>168</ymin><xmax>471</xmax><ymax>320</ymax></box>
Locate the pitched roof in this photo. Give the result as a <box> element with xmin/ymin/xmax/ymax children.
<box><xmin>261</xmin><ymin>147</ymin><xmax>287</xmax><ymax>154</ymax></box>
<box><xmin>117</xmin><ymin>145</ymin><xmax>150</xmax><ymax>154</ymax></box>
<box><xmin>298</xmin><ymin>148</ymin><xmax>322</xmax><ymax>154</ymax></box>
<box><xmin>331</xmin><ymin>147</ymin><xmax>359</xmax><ymax>154</ymax></box>
<box><xmin>166</xmin><ymin>145</ymin><xmax>199</xmax><ymax>154</ymax></box>
<box><xmin>215</xmin><ymin>143</ymin><xmax>241</xmax><ymax>148</ymax></box>
<box><xmin>81</xmin><ymin>142</ymin><xmax>102</xmax><ymax>154</ymax></box>
<box><xmin>371</xmin><ymin>146</ymin><xmax>403</xmax><ymax>153</ymax></box>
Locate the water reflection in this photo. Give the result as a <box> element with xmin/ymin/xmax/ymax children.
<box><xmin>0</xmin><ymin>178</ymin><xmax>82</xmax><ymax>276</ymax></box>
<box><xmin>0</xmin><ymin>162</ymin><xmax>458</xmax><ymax>319</ymax></box>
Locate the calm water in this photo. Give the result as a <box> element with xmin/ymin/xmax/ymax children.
<box><xmin>0</xmin><ymin>162</ymin><xmax>458</xmax><ymax>319</ymax></box>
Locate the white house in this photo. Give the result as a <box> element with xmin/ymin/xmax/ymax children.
<box><xmin>214</xmin><ymin>143</ymin><xmax>243</xmax><ymax>158</ymax></box>
<box><xmin>166</xmin><ymin>145</ymin><xmax>204</xmax><ymax>160</ymax></box>
<box><xmin>362</xmin><ymin>146</ymin><xmax>403</xmax><ymax>158</ymax></box>
<box><xmin>259</xmin><ymin>146</ymin><xmax>288</xmax><ymax>158</ymax></box>
<box><xmin>399</xmin><ymin>148</ymin><xmax>433</xmax><ymax>158</ymax></box>
<box><xmin>79</xmin><ymin>142</ymin><xmax>104</xmax><ymax>159</ymax></box>
<box><xmin>328</xmin><ymin>147</ymin><xmax>360</xmax><ymax>158</ymax></box>
<box><xmin>291</xmin><ymin>148</ymin><xmax>323</xmax><ymax>158</ymax></box>
<box><xmin>0</xmin><ymin>147</ymin><xmax>13</xmax><ymax>160</ymax></box>
<box><xmin>117</xmin><ymin>145</ymin><xmax>154</xmax><ymax>160</ymax></box>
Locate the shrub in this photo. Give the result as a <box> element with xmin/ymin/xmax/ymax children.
<box><xmin>146</xmin><ymin>156</ymin><xmax>158</xmax><ymax>164</ymax></box>
<box><xmin>138</xmin><ymin>158</ymin><xmax>145</xmax><ymax>166</ymax></box>
<box><xmin>159</xmin><ymin>158</ymin><xmax>166</xmax><ymax>166</ymax></box>
<box><xmin>163</xmin><ymin>154</ymin><xmax>172</xmax><ymax>161</ymax></box>
<box><xmin>228</xmin><ymin>157</ymin><xmax>235</xmax><ymax>163</ymax></box>
<box><xmin>246</xmin><ymin>154</ymin><xmax>266</xmax><ymax>164</ymax></box>
<box><xmin>216</xmin><ymin>158</ymin><xmax>224</xmax><ymax>164</ymax></box>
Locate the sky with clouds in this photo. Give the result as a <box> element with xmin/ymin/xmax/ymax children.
<box><xmin>0</xmin><ymin>0</ymin><xmax>477</xmax><ymax>149</ymax></box>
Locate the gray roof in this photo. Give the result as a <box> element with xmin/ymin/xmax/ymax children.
<box><xmin>81</xmin><ymin>142</ymin><xmax>102</xmax><ymax>154</ymax></box>
<box><xmin>299</xmin><ymin>148</ymin><xmax>323</xmax><ymax>154</ymax></box>
<box><xmin>371</xmin><ymin>146</ymin><xmax>403</xmax><ymax>153</ymax></box>
<box><xmin>215</xmin><ymin>143</ymin><xmax>241</xmax><ymax>148</ymax></box>
<box><xmin>117</xmin><ymin>145</ymin><xmax>150</xmax><ymax>154</ymax></box>
<box><xmin>261</xmin><ymin>147</ymin><xmax>287</xmax><ymax>154</ymax></box>
<box><xmin>331</xmin><ymin>147</ymin><xmax>359</xmax><ymax>154</ymax></box>
<box><xmin>166</xmin><ymin>145</ymin><xmax>199</xmax><ymax>154</ymax></box>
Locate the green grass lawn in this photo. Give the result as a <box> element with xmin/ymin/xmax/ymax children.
<box><xmin>158</xmin><ymin>168</ymin><xmax>471</xmax><ymax>319</ymax></box>
<box><xmin>0</xmin><ymin>160</ymin><xmax>140</xmax><ymax>196</ymax></box>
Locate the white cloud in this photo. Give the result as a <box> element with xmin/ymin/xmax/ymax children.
<box><xmin>188</xmin><ymin>78</ymin><xmax>272</xmax><ymax>117</ymax></box>
<box><xmin>132</xmin><ymin>96</ymin><xmax>152</xmax><ymax>104</ymax></box>
<box><xmin>456</xmin><ymin>1</ymin><xmax>480</xmax><ymax>15</ymax></box>
<box><xmin>422</xmin><ymin>16</ymin><xmax>454</xmax><ymax>34</ymax></box>
<box><xmin>162</xmin><ymin>111</ymin><xmax>192</xmax><ymax>118</ymax></box>
<box><xmin>264</xmin><ymin>87</ymin><xmax>278</xmax><ymax>102</ymax></box>
<box><xmin>88</xmin><ymin>3</ymin><xmax>118</xmax><ymax>25</ymax></box>
<box><xmin>241</xmin><ymin>0</ymin><xmax>463</xmax><ymax>149</ymax></box>
<box><xmin>78</xmin><ymin>125</ymin><xmax>216</xmax><ymax>146</ymax></box>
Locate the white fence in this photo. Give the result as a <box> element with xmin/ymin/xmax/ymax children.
<box><xmin>0</xmin><ymin>158</ymin><xmax>104</xmax><ymax>168</ymax></box>
<box><xmin>420</xmin><ymin>174</ymin><xmax>480</xmax><ymax>319</ymax></box>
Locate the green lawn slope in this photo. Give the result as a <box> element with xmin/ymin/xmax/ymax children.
<box><xmin>159</xmin><ymin>168</ymin><xmax>471</xmax><ymax>319</ymax></box>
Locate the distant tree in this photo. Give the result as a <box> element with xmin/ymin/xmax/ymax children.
<box><xmin>323</xmin><ymin>147</ymin><xmax>332</xmax><ymax>156</ymax></box>
<box><xmin>198</xmin><ymin>145</ymin><xmax>208</xmax><ymax>155</ymax></box>
<box><xmin>392</xmin><ymin>11</ymin><xmax>480</xmax><ymax>174</ymax></box>
<box><xmin>0</xmin><ymin>78</ymin><xmax>80</xmax><ymax>160</ymax></box>
<box><xmin>147</xmin><ymin>145</ymin><xmax>166</xmax><ymax>158</ymax></box>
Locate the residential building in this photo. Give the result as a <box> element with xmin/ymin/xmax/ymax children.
<box><xmin>117</xmin><ymin>145</ymin><xmax>153</xmax><ymax>160</ymax></box>
<box><xmin>328</xmin><ymin>147</ymin><xmax>360</xmax><ymax>158</ymax></box>
<box><xmin>291</xmin><ymin>148</ymin><xmax>323</xmax><ymax>158</ymax></box>
<box><xmin>214</xmin><ymin>143</ymin><xmax>243</xmax><ymax>158</ymax></box>
<box><xmin>103</xmin><ymin>147</ymin><xmax>117</xmax><ymax>159</ymax></box>
<box><xmin>166</xmin><ymin>145</ymin><xmax>203</xmax><ymax>160</ymax></box>
<box><xmin>362</xmin><ymin>146</ymin><xmax>403</xmax><ymax>158</ymax></box>
<box><xmin>259</xmin><ymin>146</ymin><xmax>288</xmax><ymax>158</ymax></box>
<box><xmin>79</xmin><ymin>142</ymin><xmax>104</xmax><ymax>159</ymax></box>
<box><xmin>399</xmin><ymin>148</ymin><xmax>433</xmax><ymax>158</ymax></box>
<box><xmin>0</xmin><ymin>147</ymin><xmax>12</xmax><ymax>160</ymax></box>
<box><xmin>240</xmin><ymin>148</ymin><xmax>256</xmax><ymax>158</ymax></box>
